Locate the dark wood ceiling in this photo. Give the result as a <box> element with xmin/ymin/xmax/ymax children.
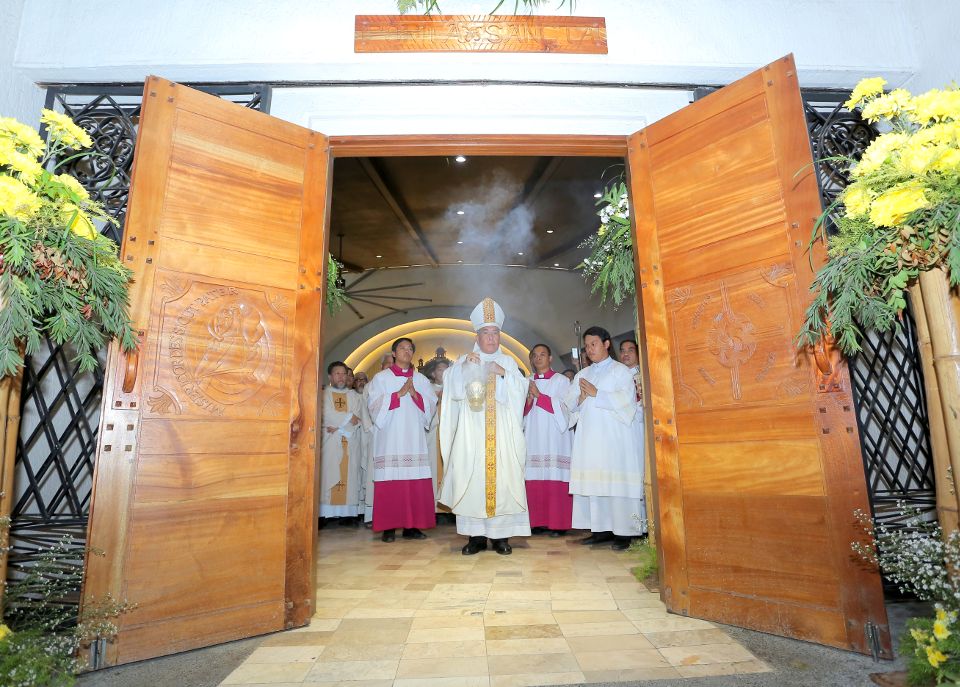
<box><xmin>329</xmin><ymin>155</ymin><xmax>624</xmax><ymax>272</ymax></box>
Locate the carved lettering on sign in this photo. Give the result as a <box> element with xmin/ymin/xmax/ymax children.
<box><xmin>354</xmin><ymin>15</ymin><xmax>607</xmax><ymax>54</ymax></box>
<box><xmin>691</xmin><ymin>294</ymin><xmax>713</xmax><ymax>330</ymax></box>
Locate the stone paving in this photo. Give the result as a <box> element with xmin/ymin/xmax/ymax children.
<box><xmin>219</xmin><ymin>523</ymin><xmax>770</xmax><ymax>686</ymax></box>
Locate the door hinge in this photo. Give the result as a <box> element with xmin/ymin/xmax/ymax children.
<box><xmin>89</xmin><ymin>637</ymin><xmax>107</xmax><ymax>670</ymax></box>
<box><xmin>864</xmin><ymin>621</ymin><xmax>881</xmax><ymax>662</ymax></box>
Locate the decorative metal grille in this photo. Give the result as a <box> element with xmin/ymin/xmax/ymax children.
<box><xmin>803</xmin><ymin>92</ymin><xmax>937</xmax><ymax>527</ymax></box>
<box><xmin>9</xmin><ymin>83</ymin><xmax>270</xmax><ymax>585</ymax></box>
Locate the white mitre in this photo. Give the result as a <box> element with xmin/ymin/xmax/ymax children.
<box><xmin>469</xmin><ymin>297</ymin><xmax>505</xmax><ymax>331</ymax></box>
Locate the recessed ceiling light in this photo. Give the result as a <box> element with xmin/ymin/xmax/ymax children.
<box><xmin>457</xmin><ymin>241</ymin><xmax>463</xmax><ymax>244</ymax></box>
<box><xmin>517</xmin><ymin>252</ymin><xmax>523</xmax><ymax>256</ymax></box>
<box><xmin>375</xmin><ymin>255</ymin><xmax>382</xmax><ymax>258</ymax></box>
<box><xmin>594</xmin><ymin>192</ymin><xmax>602</xmax><ymax>198</ymax></box>
<box><xmin>546</xmin><ymin>229</ymin><xmax>554</xmax><ymax>234</ymax></box>
<box><xmin>457</xmin><ymin>259</ymin><xmax>463</xmax><ymax>263</ymax></box>
<box><xmin>456</xmin><ymin>210</ymin><xmax>465</xmax><ymax>215</ymax></box>
<box><xmin>455</xmin><ymin>155</ymin><xmax>467</xmax><ymax>163</ymax></box>
<box><xmin>554</xmin><ymin>263</ymin><xmax>560</xmax><ymax>267</ymax></box>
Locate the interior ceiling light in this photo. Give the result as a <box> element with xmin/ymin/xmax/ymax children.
<box><xmin>554</xmin><ymin>263</ymin><xmax>560</xmax><ymax>267</ymax></box>
<box><xmin>457</xmin><ymin>259</ymin><xmax>463</xmax><ymax>263</ymax></box>
<box><xmin>455</xmin><ymin>155</ymin><xmax>467</xmax><ymax>163</ymax></box>
<box><xmin>517</xmin><ymin>252</ymin><xmax>524</xmax><ymax>256</ymax></box>
<box><xmin>593</xmin><ymin>192</ymin><xmax>602</xmax><ymax>198</ymax></box>
<box><xmin>456</xmin><ymin>210</ymin><xmax>465</xmax><ymax>215</ymax></box>
<box><xmin>546</xmin><ymin>229</ymin><xmax>554</xmax><ymax>234</ymax></box>
<box><xmin>375</xmin><ymin>254</ymin><xmax>382</xmax><ymax>258</ymax></box>
<box><xmin>457</xmin><ymin>241</ymin><xmax>463</xmax><ymax>244</ymax></box>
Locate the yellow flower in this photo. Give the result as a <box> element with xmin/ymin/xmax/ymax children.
<box><xmin>934</xmin><ymin>620</ymin><xmax>952</xmax><ymax>641</ymax></box>
<box><xmin>861</xmin><ymin>89</ymin><xmax>914</xmax><ymax>122</ymax></box>
<box><xmin>0</xmin><ymin>116</ymin><xmax>45</xmax><ymax>157</ymax></box>
<box><xmin>843</xmin><ymin>185</ymin><xmax>873</xmax><ymax>217</ymax></box>
<box><xmin>0</xmin><ymin>623</ymin><xmax>11</xmax><ymax>642</ymax></box>
<box><xmin>898</xmin><ymin>141</ymin><xmax>939</xmax><ymax>176</ymax></box>
<box><xmin>937</xmin><ymin>606</ymin><xmax>949</xmax><ymax>623</ymax></box>
<box><xmin>7</xmin><ymin>150</ymin><xmax>43</xmax><ymax>184</ymax></box>
<box><xmin>869</xmin><ymin>184</ymin><xmax>930</xmax><ymax>227</ymax></box>
<box><xmin>852</xmin><ymin>132</ymin><xmax>909</xmax><ymax>177</ymax></box>
<box><xmin>933</xmin><ymin>147</ymin><xmax>960</xmax><ymax>172</ymax></box>
<box><xmin>912</xmin><ymin>627</ymin><xmax>930</xmax><ymax>643</ymax></box>
<box><xmin>910</xmin><ymin>88</ymin><xmax>960</xmax><ymax>124</ymax></box>
<box><xmin>53</xmin><ymin>173</ymin><xmax>90</xmax><ymax>201</ymax></box>
<box><xmin>62</xmin><ymin>203</ymin><xmax>98</xmax><ymax>240</ymax></box>
<box><xmin>0</xmin><ymin>175</ymin><xmax>42</xmax><ymax>220</ymax></box>
<box><xmin>926</xmin><ymin>645</ymin><xmax>948</xmax><ymax>668</ymax></box>
<box><xmin>40</xmin><ymin>109</ymin><xmax>93</xmax><ymax>149</ymax></box>
<box><xmin>845</xmin><ymin>77</ymin><xmax>887</xmax><ymax>110</ymax></box>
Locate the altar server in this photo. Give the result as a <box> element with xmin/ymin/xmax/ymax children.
<box><xmin>566</xmin><ymin>326</ymin><xmax>645</xmax><ymax>550</ymax></box>
<box><xmin>361</xmin><ymin>354</ymin><xmax>395</xmax><ymax>523</ymax></box>
<box><xmin>618</xmin><ymin>338</ymin><xmax>648</xmax><ymax>535</ymax></box>
<box><xmin>367</xmin><ymin>338</ymin><xmax>438</xmax><ymax>542</ymax></box>
<box><xmin>523</xmin><ymin>344</ymin><xmax>574</xmax><ymax>536</ymax></box>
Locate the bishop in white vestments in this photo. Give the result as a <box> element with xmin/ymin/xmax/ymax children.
<box><xmin>523</xmin><ymin>343</ymin><xmax>574</xmax><ymax>535</ymax></box>
<box><xmin>367</xmin><ymin>338</ymin><xmax>438</xmax><ymax>542</ymax></box>
<box><xmin>320</xmin><ymin>361</ymin><xmax>363</xmax><ymax>519</ymax></box>
<box><xmin>439</xmin><ymin>298</ymin><xmax>530</xmax><ymax>555</ymax></box>
<box><xmin>566</xmin><ymin>327</ymin><xmax>645</xmax><ymax>550</ymax></box>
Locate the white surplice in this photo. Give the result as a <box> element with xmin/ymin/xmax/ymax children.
<box><xmin>319</xmin><ymin>385</ymin><xmax>363</xmax><ymax>517</ymax></box>
<box><xmin>523</xmin><ymin>370</ymin><xmax>573</xmax><ymax>482</ymax></box>
<box><xmin>367</xmin><ymin>366</ymin><xmax>437</xmax><ymax>481</ymax></box>
<box><xmin>566</xmin><ymin>356</ymin><xmax>645</xmax><ymax>536</ymax></box>
<box><xmin>425</xmin><ymin>382</ymin><xmax>445</xmax><ymax>505</ymax></box>
<box><xmin>439</xmin><ymin>346</ymin><xmax>531</xmax><ymax>538</ymax></box>
<box><xmin>358</xmin><ymin>384</ymin><xmax>375</xmax><ymax>522</ymax></box>
<box><xmin>625</xmin><ymin>364</ymin><xmax>649</xmax><ymax>534</ymax></box>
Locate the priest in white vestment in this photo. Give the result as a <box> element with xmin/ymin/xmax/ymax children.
<box><xmin>566</xmin><ymin>326</ymin><xmax>645</xmax><ymax>550</ymax></box>
<box><xmin>361</xmin><ymin>354</ymin><xmax>398</xmax><ymax>523</ymax></box>
<box><xmin>424</xmin><ymin>359</ymin><xmax>451</xmax><ymax>512</ymax></box>
<box><xmin>618</xmin><ymin>338</ymin><xmax>648</xmax><ymax>535</ymax></box>
<box><xmin>439</xmin><ymin>298</ymin><xmax>530</xmax><ymax>555</ymax></box>
<box><xmin>523</xmin><ymin>343</ymin><xmax>574</xmax><ymax>536</ymax></box>
<box><xmin>320</xmin><ymin>361</ymin><xmax>363</xmax><ymax>520</ymax></box>
<box><xmin>367</xmin><ymin>338</ymin><xmax>438</xmax><ymax>542</ymax></box>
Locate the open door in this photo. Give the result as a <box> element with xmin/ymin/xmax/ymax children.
<box><xmin>630</xmin><ymin>55</ymin><xmax>890</xmax><ymax>656</ymax></box>
<box><xmin>82</xmin><ymin>77</ymin><xmax>328</xmax><ymax>666</ymax></box>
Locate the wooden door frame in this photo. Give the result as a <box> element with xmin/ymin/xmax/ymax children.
<box><xmin>324</xmin><ymin>133</ymin><xmax>661</xmax><ymax>583</ymax></box>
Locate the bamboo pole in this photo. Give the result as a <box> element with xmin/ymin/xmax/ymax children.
<box><xmin>910</xmin><ymin>279</ymin><xmax>960</xmax><ymax>532</ymax></box>
<box><xmin>918</xmin><ymin>268</ymin><xmax>960</xmax><ymax>535</ymax></box>
<box><xmin>0</xmin><ymin>367</ymin><xmax>24</xmax><ymax>608</ymax></box>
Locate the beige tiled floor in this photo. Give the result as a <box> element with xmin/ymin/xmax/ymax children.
<box><xmin>220</xmin><ymin>524</ymin><xmax>771</xmax><ymax>686</ymax></box>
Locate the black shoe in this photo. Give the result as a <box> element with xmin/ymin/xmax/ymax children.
<box><xmin>611</xmin><ymin>536</ymin><xmax>631</xmax><ymax>551</ymax></box>
<box><xmin>549</xmin><ymin>529</ymin><xmax>567</xmax><ymax>538</ymax></box>
<box><xmin>461</xmin><ymin>536</ymin><xmax>487</xmax><ymax>555</ymax></box>
<box><xmin>531</xmin><ymin>526</ymin><xmax>548</xmax><ymax>535</ymax></box>
<box><xmin>579</xmin><ymin>531</ymin><xmax>614</xmax><ymax>545</ymax></box>
<box><xmin>402</xmin><ymin>528</ymin><xmax>427</xmax><ymax>540</ymax></box>
<box><xmin>381</xmin><ymin>529</ymin><xmax>396</xmax><ymax>543</ymax></box>
<box><xmin>492</xmin><ymin>538</ymin><xmax>512</xmax><ymax>555</ymax></box>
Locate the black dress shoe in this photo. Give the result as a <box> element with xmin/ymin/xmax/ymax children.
<box><xmin>461</xmin><ymin>536</ymin><xmax>487</xmax><ymax>555</ymax></box>
<box><xmin>549</xmin><ymin>529</ymin><xmax>567</xmax><ymax>538</ymax></box>
<box><xmin>402</xmin><ymin>528</ymin><xmax>427</xmax><ymax>540</ymax></box>
<box><xmin>611</xmin><ymin>536</ymin><xmax>632</xmax><ymax>551</ymax></box>
<box><xmin>492</xmin><ymin>538</ymin><xmax>512</xmax><ymax>555</ymax></box>
<box><xmin>381</xmin><ymin>529</ymin><xmax>396</xmax><ymax>542</ymax></box>
<box><xmin>531</xmin><ymin>526</ymin><xmax>548</xmax><ymax>535</ymax></box>
<box><xmin>579</xmin><ymin>531</ymin><xmax>614</xmax><ymax>545</ymax></box>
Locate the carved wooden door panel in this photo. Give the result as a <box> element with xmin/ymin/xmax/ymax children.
<box><xmin>82</xmin><ymin>77</ymin><xmax>328</xmax><ymax>666</ymax></box>
<box><xmin>630</xmin><ymin>55</ymin><xmax>890</xmax><ymax>655</ymax></box>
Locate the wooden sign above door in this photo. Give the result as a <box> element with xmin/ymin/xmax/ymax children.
<box><xmin>354</xmin><ymin>15</ymin><xmax>607</xmax><ymax>54</ymax></box>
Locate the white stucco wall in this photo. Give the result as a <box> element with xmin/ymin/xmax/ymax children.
<box><xmin>1</xmin><ymin>0</ymin><xmax>45</xmax><ymax>124</ymax></box>
<box><xmin>901</xmin><ymin>0</ymin><xmax>960</xmax><ymax>93</ymax></box>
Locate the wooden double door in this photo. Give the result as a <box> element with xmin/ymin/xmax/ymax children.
<box><xmin>83</xmin><ymin>55</ymin><xmax>890</xmax><ymax>667</ymax></box>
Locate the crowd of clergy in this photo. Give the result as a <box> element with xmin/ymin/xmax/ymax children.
<box><xmin>320</xmin><ymin>298</ymin><xmax>648</xmax><ymax>555</ymax></box>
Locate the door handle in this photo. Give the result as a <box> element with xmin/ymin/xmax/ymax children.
<box><xmin>122</xmin><ymin>349</ymin><xmax>140</xmax><ymax>393</ymax></box>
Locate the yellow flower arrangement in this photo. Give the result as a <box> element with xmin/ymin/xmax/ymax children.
<box><xmin>0</xmin><ymin>624</ymin><xmax>10</xmax><ymax>642</ymax></box>
<box><xmin>927</xmin><ymin>645</ymin><xmax>948</xmax><ymax>668</ymax></box>
<box><xmin>800</xmin><ymin>77</ymin><xmax>960</xmax><ymax>355</ymax></box>
<box><xmin>0</xmin><ymin>110</ymin><xmax>137</xmax><ymax>376</ymax></box>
